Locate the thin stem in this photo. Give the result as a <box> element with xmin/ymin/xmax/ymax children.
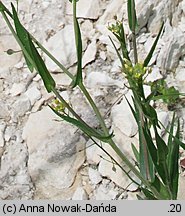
<box><xmin>33</xmin><ymin>39</ymin><xmax>75</xmax><ymax>81</ymax></box>
<box><xmin>107</xmin><ymin>138</ymin><xmax>164</xmax><ymax>199</ymax></box>
<box><xmin>132</xmin><ymin>32</ymin><xmax>138</xmax><ymax>64</ymax></box>
<box><xmin>79</xmin><ymin>83</ymin><xmax>109</xmax><ymax>135</ymax></box>
<box><xmin>131</xmin><ymin>0</ymin><xmax>138</xmax><ymax>64</ymax></box>
<box><xmin>52</xmin><ymin>88</ymin><xmax>90</xmax><ymax>128</ymax></box>
<box><xmin>90</xmin><ymin>137</ymin><xmax>141</xmax><ymax>187</ymax></box>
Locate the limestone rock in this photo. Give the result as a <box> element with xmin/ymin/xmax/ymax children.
<box><xmin>92</xmin><ymin>179</ymin><xmax>119</xmax><ymax>200</ymax></box>
<box><xmin>177</xmin><ymin>175</ymin><xmax>185</xmax><ymax>199</ymax></box>
<box><xmin>0</xmin><ymin>141</ymin><xmax>33</xmax><ymax>199</ymax></box>
<box><xmin>66</xmin><ymin>0</ymin><xmax>100</xmax><ymax>19</ymax></box>
<box><xmin>82</xmin><ymin>40</ymin><xmax>97</xmax><ymax>68</ymax></box>
<box><xmin>0</xmin><ymin>124</ymin><xmax>6</xmax><ymax>147</ymax></box>
<box><xmin>148</xmin><ymin>0</ymin><xmax>179</xmax><ymax>33</ymax></box>
<box><xmin>12</xmin><ymin>96</ymin><xmax>31</xmax><ymax>118</ymax></box>
<box><xmin>86</xmin><ymin>139</ymin><xmax>103</xmax><ymax>165</ymax></box>
<box><xmin>44</xmin><ymin>25</ymin><xmax>76</xmax><ymax>71</ymax></box>
<box><xmin>174</xmin><ymin>67</ymin><xmax>185</xmax><ymax>92</ymax></box>
<box><xmin>86</xmin><ymin>72</ymin><xmax>123</xmax><ymax>89</ymax></box>
<box><xmin>157</xmin><ymin>27</ymin><xmax>185</xmax><ymax>72</ymax></box>
<box><xmin>22</xmin><ymin>107</ymin><xmax>85</xmax><ymax>199</ymax></box>
<box><xmin>0</xmin><ymin>100</ymin><xmax>10</xmax><ymax>120</ymax></box>
<box><xmin>146</xmin><ymin>66</ymin><xmax>163</xmax><ymax>82</ymax></box>
<box><xmin>9</xmin><ymin>83</ymin><xmax>26</xmax><ymax>96</ymax></box>
<box><xmin>98</xmin><ymin>0</ymin><xmax>126</xmax><ymax>24</ymax></box>
<box><xmin>0</xmin><ymin>35</ymin><xmax>22</xmax><ymax>73</ymax></box>
<box><xmin>98</xmin><ymin>142</ymin><xmax>138</xmax><ymax>189</ymax></box>
<box><xmin>111</xmin><ymin>93</ymin><xmax>138</xmax><ymax>137</ymax></box>
<box><xmin>88</xmin><ymin>167</ymin><xmax>102</xmax><ymax>185</ymax></box>
<box><xmin>25</xmin><ymin>86</ymin><xmax>42</xmax><ymax>105</ymax></box>
<box><xmin>136</xmin><ymin>0</ymin><xmax>154</xmax><ymax>31</ymax></box>
<box><xmin>72</xmin><ymin>187</ymin><xmax>88</xmax><ymax>200</ymax></box>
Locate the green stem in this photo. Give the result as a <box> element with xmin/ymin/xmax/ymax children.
<box><xmin>131</xmin><ymin>0</ymin><xmax>138</xmax><ymax>64</ymax></box>
<box><xmin>52</xmin><ymin>88</ymin><xmax>91</xmax><ymax>128</ymax></box>
<box><xmin>90</xmin><ymin>137</ymin><xmax>141</xmax><ymax>187</ymax></box>
<box><xmin>79</xmin><ymin>83</ymin><xmax>108</xmax><ymax>135</ymax></box>
<box><xmin>132</xmin><ymin>31</ymin><xmax>138</xmax><ymax>64</ymax></box>
<box><xmin>33</xmin><ymin>39</ymin><xmax>75</xmax><ymax>81</ymax></box>
<box><xmin>107</xmin><ymin>139</ymin><xmax>164</xmax><ymax>199</ymax></box>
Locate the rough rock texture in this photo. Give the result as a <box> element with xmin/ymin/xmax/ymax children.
<box><xmin>0</xmin><ymin>0</ymin><xmax>185</xmax><ymax>200</ymax></box>
<box><xmin>22</xmin><ymin>107</ymin><xmax>85</xmax><ymax>199</ymax></box>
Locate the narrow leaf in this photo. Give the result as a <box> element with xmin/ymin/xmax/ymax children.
<box><xmin>27</xmin><ymin>35</ymin><xmax>56</xmax><ymax>92</ymax></box>
<box><xmin>71</xmin><ymin>0</ymin><xmax>83</xmax><ymax>87</ymax></box>
<box><xmin>11</xmin><ymin>3</ymin><xmax>56</xmax><ymax>92</ymax></box>
<box><xmin>167</xmin><ymin>115</ymin><xmax>180</xmax><ymax>199</ymax></box>
<box><xmin>151</xmin><ymin>176</ymin><xmax>170</xmax><ymax>199</ymax></box>
<box><xmin>144</xmin><ymin>22</ymin><xmax>164</xmax><ymax>67</ymax></box>
<box><xmin>131</xmin><ymin>143</ymin><xmax>139</xmax><ymax>164</ymax></box>
<box><xmin>120</xmin><ymin>23</ymin><xmax>130</xmax><ymax>60</ymax></box>
<box><xmin>109</xmin><ymin>36</ymin><xmax>124</xmax><ymax>67</ymax></box>
<box><xmin>141</xmin><ymin>188</ymin><xmax>157</xmax><ymax>200</ymax></box>
<box><xmin>49</xmin><ymin>106</ymin><xmax>114</xmax><ymax>142</ymax></box>
<box><xmin>127</xmin><ymin>0</ymin><xmax>137</xmax><ymax>32</ymax></box>
<box><xmin>11</xmin><ymin>3</ymin><xmax>34</xmax><ymax>72</ymax></box>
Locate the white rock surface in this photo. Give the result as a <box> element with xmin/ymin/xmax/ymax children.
<box><xmin>136</xmin><ymin>0</ymin><xmax>154</xmax><ymax>31</ymax></box>
<box><xmin>86</xmin><ymin>72</ymin><xmax>123</xmax><ymax>89</ymax></box>
<box><xmin>72</xmin><ymin>187</ymin><xmax>88</xmax><ymax>200</ymax></box>
<box><xmin>92</xmin><ymin>180</ymin><xmax>119</xmax><ymax>200</ymax></box>
<box><xmin>178</xmin><ymin>174</ymin><xmax>185</xmax><ymax>200</ymax></box>
<box><xmin>174</xmin><ymin>67</ymin><xmax>185</xmax><ymax>92</ymax></box>
<box><xmin>66</xmin><ymin>0</ymin><xmax>100</xmax><ymax>19</ymax></box>
<box><xmin>0</xmin><ymin>100</ymin><xmax>10</xmax><ymax>120</ymax></box>
<box><xmin>44</xmin><ymin>25</ymin><xmax>76</xmax><ymax>71</ymax></box>
<box><xmin>98</xmin><ymin>143</ymin><xmax>138</xmax><ymax>189</ymax></box>
<box><xmin>0</xmin><ymin>35</ymin><xmax>22</xmax><ymax>73</ymax></box>
<box><xmin>88</xmin><ymin>167</ymin><xmax>102</xmax><ymax>185</ymax></box>
<box><xmin>98</xmin><ymin>0</ymin><xmax>126</xmax><ymax>24</ymax></box>
<box><xmin>25</xmin><ymin>86</ymin><xmax>42</xmax><ymax>105</ymax></box>
<box><xmin>157</xmin><ymin>28</ymin><xmax>185</xmax><ymax>72</ymax></box>
<box><xmin>12</xmin><ymin>96</ymin><xmax>31</xmax><ymax>118</ymax></box>
<box><xmin>111</xmin><ymin>93</ymin><xmax>138</xmax><ymax>137</ymax></box>
<box><xmin>0</xmin><ymin>140</ymin><xmax>33</xmax><ymax>199</ymax></box>
<box><xmin>22</xmin><ymin>107</ymin><xmax>85</xmax><ymax>199</ymax></box>
<box><xmin>86</xmin><ymin>139</ymin><xmax>103</xmax><ymax>165</ymax></box>
<box><xmin>0</xmin><ymin>124</ymin><xmax>6</xmax><ymax>147</ymax></box>
<box><xmin>146</xmin><ymin>66</ymin><xmax>163</xmax><ymax>82</ymax></box>
<box><xmin>9</xmin><ymin>83</ymin><xmax>26</xmax><ymax>96</ymax></box>
<box><xmin>82</xmin><ymin>40</ymin><xmax>97</xmax><ymax>68</ymax></box>
<box><xmin>148</xmin><ymin>0</ymin><xmax>180</xmax><ymax>33</ymax></box>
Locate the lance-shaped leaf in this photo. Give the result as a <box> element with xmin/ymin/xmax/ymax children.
<box><xmin>141</xmin><ymin>188</ymin><xmax>157</xmax><ymax>200</ymax></box>
<box><xmin>154</xmin><ymin>126</ymin><xmax>170</xmax><ymax>185</ymax></box>
<box><xmin>71</xmin><ymin>0</ymin><xmax>83</xmax><ymax>87</ymax></box>
<box><xmin>131</xmin><ymin>143</ymin><xmax>139</xmax><ymax>164</ymax></box>
<box><xmin>11</xmin><ymin>3</ymin><xmax>34</xmax><ymax>72</ymax></box>
<box><xmin>127</xmin><ymin>0</ymin><xmax>137</xmax><ymax>32</ymax></box>
<box><xmin>27</xmin><ymin>35</ymin><xmax>56</xmax><ymax>92</ymax></box>
<box><xmin>144</xmin><ymin>22</ymin><xmax>164</xmax><ymax>67</ymax></box>
<box><xmin>49</xmin><ymin>106</ymin><xmax>114</xmax><ymax>143</ymax></box>
<box><xmin>109</xmin><ymin>36</ymin><xmax>124</xmax><ymax>66</ymax></box>
<box><xmin>119</xmin><ymin>23</ymin><xmax>130</xmax><ymax>60</ymax></box>
<box><xmin>11</xmin><ymin>4</ymin><xmax>56</xmax><ymax>92</ymax></box>
<box><xmin>167</xmin><ymin>114</ymin><xmax>180</xmax><ymax>199</ymax></box>
<box><xmin>0</xmin><ymin>2</ymin><xmax>13</xmax><ymax>17</ymax></box>
<box><xmin>151</xmin><ymin>176</ymin><xmax>170</xmax><ymax>199</ymax></box>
